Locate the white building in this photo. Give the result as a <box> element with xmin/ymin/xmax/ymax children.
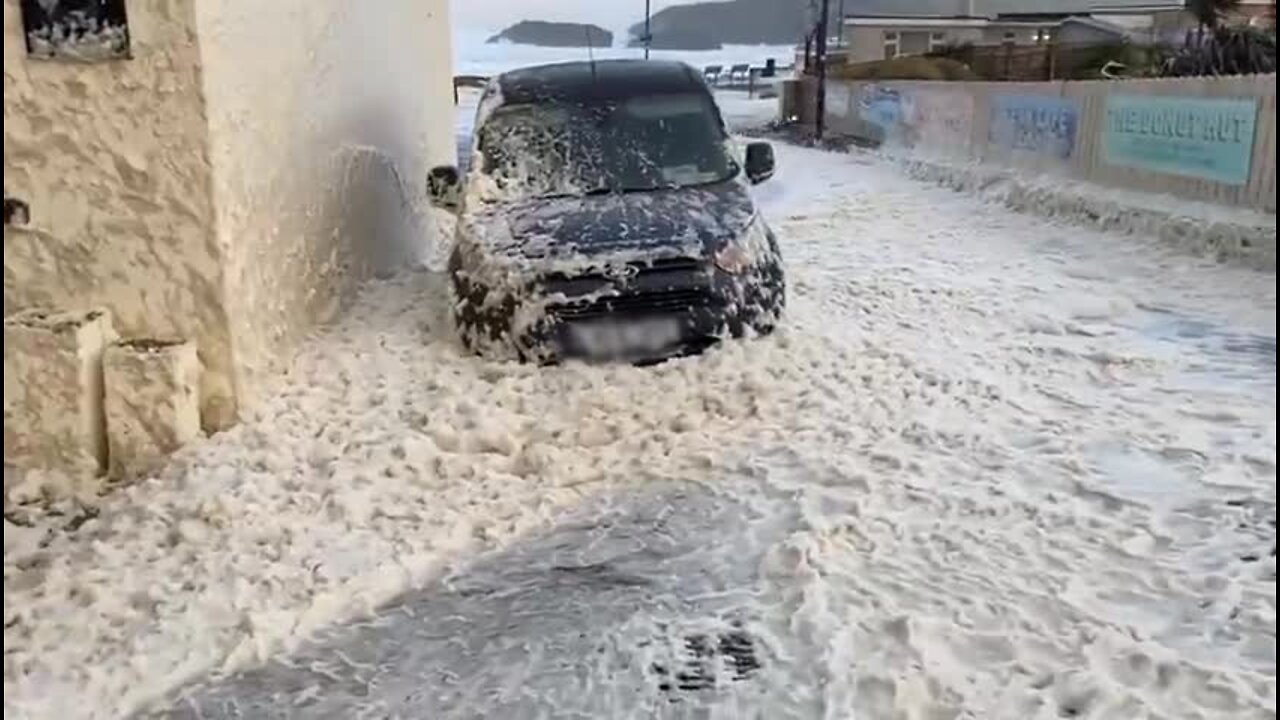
<box><xmin>4</xmin><ymin>0</ymin><xmax>455</xmax><ymax>431</ymax></box>
<box><xmin>834</xmin><ymin>0</ymin><xmax>1275</xmax><ymax>64</ymax></box>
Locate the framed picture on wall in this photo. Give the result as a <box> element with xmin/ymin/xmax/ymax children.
<box><xmin>20</xmin><ymin>0</ymin><xmax>131</xmax><ymax>62</ymax></box>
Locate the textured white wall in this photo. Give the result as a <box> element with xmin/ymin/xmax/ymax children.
<box><xmin>4</xmin><ymin>0</ymin><xmax>454</xmax><ymax>433</ymax></box>
<box><xmin>2</xmin><ymin>0</ymin><xmax>238</xmax><ymax>429</ymax></box>
<box><xmin>195</xmin><ymin>0</ymin><xmax>455</xmax><ymax>407</ymax></box>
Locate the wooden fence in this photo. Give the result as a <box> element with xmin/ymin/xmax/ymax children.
<box><xmin>933</xmin><ymin>42</ymin><xmax>1160</xmax><ymax>82</ymax></box>
<box><xmin>814</xmin><ymin>73</ymin><xmax>1277</xmax><ymax>212</ymax></box>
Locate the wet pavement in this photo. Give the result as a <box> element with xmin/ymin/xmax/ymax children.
<box><xmin>150</xmin><ymin>479</ymin><xmax>805</xmax><ymax>719</ymax></box>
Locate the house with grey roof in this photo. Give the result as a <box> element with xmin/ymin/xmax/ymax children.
<box><xmin>832</xmin><ymin>0</ymin><xmax>1272</xmax><ymax>63</ymax></box>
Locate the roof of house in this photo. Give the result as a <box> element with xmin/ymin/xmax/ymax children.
<box><xmin>496</xmin><ymin>60</ymin><xmax>706</xmax><ymax>105</ymax></box>
<box><xmin>839</xmin><ymin>0</ymin><xmax>1185</xmax><ymax>20</ymax></box>
<box><xmin>1059</xmin><ymin>15</ymin><xmax>1132</xmax><ymax>34</ymax></box>
<box><xmin>843</xmin><ymin>17</ymin><xmax>994</xmax><ymax>27</ymax></box>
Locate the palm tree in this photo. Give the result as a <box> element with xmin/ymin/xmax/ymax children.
<box><xmin>1185</xmin><ymin>0</ymin><xmax>1240</xmax><ymax>47</ymax></box>
<box><xmin>1187</xmin><ymin>0</ymin><xmax>1241</xmax><ymax>33</ymax></box>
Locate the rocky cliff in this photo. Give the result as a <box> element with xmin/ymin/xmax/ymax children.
<box><xmin>627</xmin><ymin>27</ymin><xmax>722</xmax><ymax>51</ymax></box>
<box><xmin>488</xmin><ymin>21</ymin><xmax>613</xmax><ymax>48</ymax></box>
<box><xmin>629</xmin><ymin>0</ymin><xmax>814</xmax><ymax>49</ymax></box>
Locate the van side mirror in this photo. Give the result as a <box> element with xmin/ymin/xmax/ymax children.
<box><xmin>428</xmin><ymin>165</ymin><xmax>461</xmax><ymax>210</ymax></box>
<box><xmin>744</xmin><ymin>142</ymin><xmax>775</xmax><ymax>185</ymax></box>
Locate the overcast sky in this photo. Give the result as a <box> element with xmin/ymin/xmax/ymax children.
<box><xmin>451</xmin><ymin>0</ymin><xmax>707</xmax><ymax>33</ymax></box>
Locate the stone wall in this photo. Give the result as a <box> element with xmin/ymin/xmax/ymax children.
<box><xmin>102</xmin><ymin>338</ymin><xmax>201</xmax><ymax>481</ymax></box>
<box><xmin>4</xmin><ymin>309</ymin><xmax>115</xmax><ymax>490</ymax></box>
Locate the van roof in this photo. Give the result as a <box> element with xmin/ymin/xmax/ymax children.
<box><xmin>495</xmin><ymin>59</ymin><xmax>708</xmax><ymax>105</ymax></box>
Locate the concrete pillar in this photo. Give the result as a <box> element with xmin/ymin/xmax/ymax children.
<box><xmin>3</xmin><ymin>308</ymin><xmax>115</xmax><ymax>487</ymax></box>
<box><xmin>103</xmin><ymin>339</ymin><xmax>201</xmax><ymax>481</ymax></box>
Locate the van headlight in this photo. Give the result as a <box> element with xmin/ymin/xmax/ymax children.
<box><xmin>714</xmin><ymin>215</ymin><xmax>770</xmax><ymax>275</ymax></box>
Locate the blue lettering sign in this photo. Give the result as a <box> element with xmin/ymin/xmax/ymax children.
<box><xmin>988</xmin><ymin>95</ymin><xmax>1078</xmax><ymax>159</ymax></box>
<box><xmin>858</xmin><ymin>85</ymin><xmax>902</xmax><ymax>130</ymax></box>
<box><xmin>1102</xmin><ymin>95</ymin><xmax>1257</xmax><ymax>185</ymax></box>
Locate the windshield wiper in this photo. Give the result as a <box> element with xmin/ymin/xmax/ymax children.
<box><xmin>536</xmin><ymin>174</ymin><xmax>730</xmax><ymax>199</ymax></box>
<box><xmin>537</xmin><ymin>186</ymin><xmax>619</xmax><ymax>200</ymax></box>
<box><xmin>611</xmin><ymin>174</ymin><xmax>733</xmax><ymax>193</ymax></box>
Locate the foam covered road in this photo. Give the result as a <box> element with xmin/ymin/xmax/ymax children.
<box><xmin>141</xmin><ymin>142</ymin><xmax>1276</xmax><ymax>720</ymax></box>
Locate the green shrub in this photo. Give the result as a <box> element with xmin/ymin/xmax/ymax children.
<box><xmin>1161</xmin><ymin>26</ymin><xmax>1277</xmax><ymax>76</ymax></box>
<box><xmin>830</xmin><ymin>56</ymin><xmax>979</xmax><ymax>81</ymax></box>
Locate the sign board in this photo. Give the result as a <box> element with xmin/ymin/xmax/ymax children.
<box><xmin>856</xmin><ymin>85</ymin><xmax>972</xmax><ymax>154</ymax></box>
<box><xmin>826</xmin><ymin>83</ymin><xmax>851</xmax><ymax>118</ymax></box>
<box><xmin>989</xmin><ymin>95</ymin><xmax>1079</xmax><ymax>159</ymax></box>
<box><xmin>857</xmin><ymin>85</ymin><xmax>903</xmax><ymax>130</ymax></box>
<box><xmin>1102</xmin><ymin>95</ymin><xmax>1257</xmax><ymax>185</ymax></box>
<box><xmin>907</xmin><ymin>89</ymin><xmax>973</xmax><ymax>153</ymax></box>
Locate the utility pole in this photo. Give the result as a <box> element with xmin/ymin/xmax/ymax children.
<box><xmin>644</xmin><ymin>0</ymin><xmax>652</xmax><ymax>59</ymax></box>
<box><xmin>815</xmin><ymin>0</ymin><xmax>830</xmax><ymax>140</ymax></box>
<box><xmin>836</xmin><ymin>0</ymin><xmax>845</xmax><ymax>48</ymax></box>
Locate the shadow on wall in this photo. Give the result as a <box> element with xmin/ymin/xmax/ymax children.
<box><xmin>331</xmin><ymin>146</ymin><xmax>419</xmax><ymax>280</ymax></box>
<box><xmin>326</xmin><ymin>101</ymin><xmax>440</xmax><ymax>280</ymax></box>
<box><xmin>218</xmin><ymin>95</ymin><xmax>447</xmax><ymax>413</ymax></box>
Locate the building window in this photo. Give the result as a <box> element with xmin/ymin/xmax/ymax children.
<box><xmin>19</xmin><ymin>0</ymin><xmax>131</xmax><ymax>61</ymax></box>
<box><xmin>883</xmin><ymin>31</ymin><xmax>899</xmax><ymax>59</ymax></box>
<box><xmin>900</xmin><ymin>31</ymin><xmax>930</xmax><ymax>55</ymax></box>
<box><xmin>1002</xmin><ymin>30</ymin><xmax>1017</xmax><ymax>44</ymax></box>
<box><xmin>929</xmin><ymin>31</ymin><xmax>947</xmax><ymax>51</ymax></box>
<box><xmin>1034</xmin><ymin>28</ymin><xmax>1051</xmax><ymax>43</ymax></box>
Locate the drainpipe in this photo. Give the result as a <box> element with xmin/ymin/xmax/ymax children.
<box><xmin>836</xmin><ymin>0</ymin><xmax>845</xmax><ymax>47</ymax></box>
<box><xmin>815</xmin><ymin>0</ymin><xmax>830</xmax><ymax>140</ymax></box>
<box><xmin>644</xmin><ymin>0</ymin><xmax>652</xmax><ymax>59</ymax></box>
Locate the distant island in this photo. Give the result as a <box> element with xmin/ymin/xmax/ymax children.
<box><xmin>628</xmin><ymin>0</ymin><xmax>831</xmax><ymax>50</ymax></box>
<box><xmin>487</xmin><ymin>21</ymin><xmax>613</xmax><ymax>48</ymax></box>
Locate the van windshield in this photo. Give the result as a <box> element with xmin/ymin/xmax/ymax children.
<box><xmin>473</xmin><ymin>93</ymin><xmax>738</xmax><ymax>203</ymax></box>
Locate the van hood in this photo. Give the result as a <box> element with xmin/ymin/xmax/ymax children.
<box><xmin>470</xmin><ymin>181</ymin><xmax>756</xmax><ymax>261</ymax></box>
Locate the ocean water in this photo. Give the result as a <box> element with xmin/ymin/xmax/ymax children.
<box><xmin>453</xmin><ymin>26</ymin><xmax>797</xmax><ymax>78</ymax></box>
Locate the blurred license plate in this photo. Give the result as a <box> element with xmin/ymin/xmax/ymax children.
<box><xmin>571</xmin><ymin>318</ymin><xmax>682</xmax><ymax>356</ymax></box>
